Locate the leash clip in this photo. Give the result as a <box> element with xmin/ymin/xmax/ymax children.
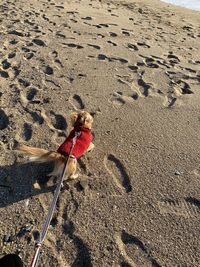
<box><xmin>72</xmin><ymin>131</ymin><xmax>81</xmax><ymax>146</ymax></box>
<box><xmin>75</xmin><ymin>131</ymin><xmax>81</xmax><ymax>137</ymax></box>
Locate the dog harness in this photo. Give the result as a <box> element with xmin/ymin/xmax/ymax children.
<box><xmin>57</xmin><ymin>126</ymin><xmax>92</xmax><ymax>158</ymax></box>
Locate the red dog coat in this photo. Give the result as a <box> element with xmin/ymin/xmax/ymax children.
<box><xmin>57</xmin><ymin>126</ymin><xmax>92</xmax><ymax>158</ymax></box>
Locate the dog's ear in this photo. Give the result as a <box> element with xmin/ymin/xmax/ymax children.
<box><xmin>84</xmin><ymin>113</ymin><xmax>93</xmax><ymax>129</ymax></box>
<box><xmin>85</xmin><ymin>114</ymin><xmax>93</xmax><ymax>124</ymax></box>
<box><xmin>70</xmin><ymin>112</ymin><xmax>79</xmax><ymax>126</ymax></box>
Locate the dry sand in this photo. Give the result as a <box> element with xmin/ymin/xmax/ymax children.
<box><xmin>0</xmin><ymin>0</ymin><xmax>200</xmax><ymax>266</ymax></box>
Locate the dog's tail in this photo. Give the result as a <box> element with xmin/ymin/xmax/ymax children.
<box><xmin>14</xmin><ymin>143</ymin><xmax>64</xmax><ymax>163</ymax></box>
<box><xmin>14</xmin><ymin>143</ymin><xmax>76</xmax><ymax>179</ymax></box>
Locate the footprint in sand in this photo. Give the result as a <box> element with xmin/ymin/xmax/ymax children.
<box><xmin>111</xmin><ymin>13</ymin><xmax>119</xmax><ymax>17</ymax></box>
<box><xmin>161</xmin><ymin>81</ymin><xmax>193</xmax><ymax>108</ymax></box>
<box><xmin>8</xmin><ymin>51</ymin><xmax>16</xmax><ymax>59</ymax></box>
<box><xmin>137</xmin><ymin>42</ymin><xmax>150</xmax><ymax>48</ymax></box>
<box><xmin>1</xmin><ymin>59</ymin><xmax>11</xmax><ymax>70</ymax></box>
<box><xmin>9</xmin><ymin>39</ymin><xmax>18</xmax><ymax>45</ymax></box>
<box><xmin>110</xmin><ymin>57</ymin><xmax>128</xmax><ymax>64</ymax></box>
<box><xmin>41</xmin><ymin>109</ymin><xmax>67</xmax><ymax>131</ymax></box>
<box><xmin>42</xmin><ymin>14</ymin><xmax>50</xmax><ymax>22</ymax></box>
<box><xmin>56</xmin><ymin>32</ymin><xmax>66</xmax><ymax>38</ymax></box>
<box><xmin>26</xmin><ymin>87</ymin><xmax>37</xmax><ymax>100</ymax></box>
<box><xmin>20</xmin><ymin>87</ymin><xmax>39</xmax><ymax>106</ymax></box>
<box><xmin>24</xmin><ymin>107</ymin><xmax>44</xmax><ymax>125</ymax></box>
<box><xmin>32</xmin><ymin>38</ymin><xmax>46</xmax><ymax>47</ymax></box>
<box><xmin>157</xmin><ymin>197</ymin><xmax>200</xmax><ymax>218</ymax></box>
<box><xmin>69</xmin><ymin>94</ymin><xmax>85</xmax><ymax>110</ymax></box>
<box><xmin>18</xmin><ymin>78</ymin><xmax>30</xmax><ymax>88</ymax></box>
<box><xmin>70</xmin><ymin>18</ymin><xmax>78</xmax><ymax>23</ymax></box>
<box><xmin>113</xmin><ymin>75</ymin><xmax>143</xmax><ymax>101</ymax></box>
<box><xmin>122</xmin><ymin>30</ymin><xmax>131</xmax><ymax>36</ymax></box>
<box><xmin>97</xmin><ymin>54</ymin><xmax>128</xmax><ymax>64</ymax></box>
<box><xmin>165</xmin><ymin>71</ymin><xmax>189</xmax><ymax>81</ymax></box>
<box><xmin>127</xmin><ymin>43</ymin><xmax>139</xmax><ymax>51</ymax></box>
<box><xmin>163</xmin><ymin>96</ymin><xmax>177</xmax><ymax>108</ymax></box>
<box><xmin>55</xmin><ymin>5</ymin><xmax>65</xmax><ymax>10</ymax></box>
<box><xmin>173</xmin><ymin>80</ymin><xmax>193</xmax><ymax>95</ymax></box>
<box><xmin>110</xmin><ymin>92</ymin><xmax>126</xmax><ymax>107</ymax></box>
<box><xmin>184</xmin><ymin>67</ymin><xmax>197</xmax><ymax>74</ymax></box>
<box><xmin>44</xmin><ymin>65</ymin><xmax>54</xmax><ymax>75</ymax></box>
<box><xmin>24</xmin><ymin>51</ymin><xmax>34</xmax><ymax>60</ymax></box>
<box><xmin>0</xmin><ymin>109</ymin><xmax>9</xmax><ymax>130</ymax></box>
<box><xmin>117</xmin><ymin>76</ymin><xmax>150</xmax><ymax>100</ymax></box>
<box><xmin>22</xmin><ymin>122</ymin><xmax>32</xmax><ymax>141</ymax></box>
<box><xmin>82</xmin><ymin>21</ymin><xmax>92</xmax><ymax>26</ymax></box>
<box><xmin>163</xmin><ymin>72</ymin><xmax>194</xmax><ymax>107</ymax></box>
<box><xmin>115</xmin><ymin>230</ymin><xmax>161</xmax><ymax>267</ymax></box>
<box><xmin>87</xmin><ymin>44</ymin><xmax>101</xmax><ymax>50</ymax></box>
<box><xmin>144</xmin><ymin>57</ymin><xmax>159</xmax><ymax>69</ymax></box>
<box><xmin>0</xmin><ymin>70</ymin><xmax>9</xmax><ymax>78</ymax></box>
<box><xmin>109</xmin><ymin>32</ymin><xmax>118</xmax><ymax>37</ymax></box>
<box><xmin>136</xmin><ymin>61</ymin><xmax>145</xmax><ymax>67</ymax></box>
<box><xmin>8</xmin><ymin>30</ymin><xmax>24</xmax><ymax>37</ymax></box>
<box><xmin>99</xmin><ymin>23</ymin><xmax>110</xmax><ymax>28</ymax></box>
<box><xmin>104</xmin><ymin>154</ymin><xmax>132</xmax><ymax>193</ymax></box>
<box><xmin>51</xmin><ymin>50</ymin><xmax>64</xmax><ymax>68</ymax></box>
<box><xmin>64</xmin><ymin>43</ymin><xmax>84</xmax><ymax>49</ymax></box>
<box><xmin>110</xmin><ymin>90</ymin><xmax>138</xmax><ymax>107</ymax></box>
<box><xmin>81</xmin><ymin>16</ymin><xmax>93</xmax><ymax>21</ymax></box>
<box><xmin>128</xmin><ymin>65</ymin><xmax>139</xmax><ymax>72</ymax></box>
<box><xmin>167</xmin><ymin>53</ymin><xmax>180</xmax><ymax>65</ymax></box>
<box><xmin>107</xmin><ymin>40</ymin><xmax>117</xmax><ymax>46</ymax></box>
<box><xmin>48</xmin><ymin>197</ymin><xmax>92</xmax><ymax>266</ymax></box>
<box><xmin>137</xmin><ymin>78</ymin><xmax>152</xmax><ymax>97</ymax></box>
<box><xmin>97</xmin><ymin>54</ymin><xmax>107</xmax><ymax>61</ymax></box>
<box><xmin>48</xmin><ymin>111</ymin><xmax>67</xmax><ymax>131</ymax></box>
<box><xmin>92</xmin><ymin>23</ymin><xmax>105</xmax><ymax>28</ymax></box>
<box><xmin>151</xmin><ymin>55</ymin><xmax>171</xmax><ymax>68</ymax></box>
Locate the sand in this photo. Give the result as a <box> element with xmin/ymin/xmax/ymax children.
<box><xmin>0</xmin><ymin>0</ymin><xmax>200</xmax><ymax>266</ymax></box>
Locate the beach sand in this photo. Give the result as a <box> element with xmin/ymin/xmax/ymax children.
<box><xmin>0</xmin><ymin>0</ymin><xmax>200</xmax><ymax>266</ymax></box>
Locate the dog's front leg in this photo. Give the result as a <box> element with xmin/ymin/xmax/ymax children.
<box><xmin>86</xmin><ymin>142</ymin><xmax>95</xmax><ymax>153</ymax></box>
<box><xmin>48</xmin><ymin>161</ymin><xmax>64</xmax><ymax>178</ymax></box>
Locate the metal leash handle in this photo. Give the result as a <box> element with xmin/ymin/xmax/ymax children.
<box><xmin>29</xmin><ymin>132</ymin><xmax>80</xmax><ymax>267</ymax></box>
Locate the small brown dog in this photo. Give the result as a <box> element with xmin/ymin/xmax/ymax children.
<box><xmin>15</xmin><ymin>111</ymin><xmax>94</xmax><ymax>180</ymax></box>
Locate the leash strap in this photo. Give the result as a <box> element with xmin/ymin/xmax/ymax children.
<box><xmin>29</xmin><ymin>131</ymin><xmax>80</xmax><ymax>267</ymax></box>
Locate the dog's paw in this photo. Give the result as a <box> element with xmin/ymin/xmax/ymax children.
<box><xmin>87</xmin><ymin>143</ymin><xmax>95</xmax><ymax>153</ymax></box>
<box><xmin>69</xmin><ymin>173</ymin><xmax>79</xmax><ymax>180</ymax></box>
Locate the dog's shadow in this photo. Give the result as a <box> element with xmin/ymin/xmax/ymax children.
<box><xmin>0</xmin><ymin>160</ymin><xmax>56</xmax><ymax>209</ymax></box>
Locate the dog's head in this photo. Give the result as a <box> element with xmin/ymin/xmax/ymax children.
<box><xmin>70</xmin><ymin>111</ymin><xmax>93</xmax><ymax>129</ymax></box>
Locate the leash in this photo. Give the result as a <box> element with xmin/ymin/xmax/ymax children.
<box><xmin>29</xmin><ymin>131</ymin><xmax>80</xmax><ymax>267</ymax></box>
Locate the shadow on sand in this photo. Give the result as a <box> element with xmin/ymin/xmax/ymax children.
<box><xmin>0</xmin><ymin>160</ymin><xmax>93</xmax><ymax>266</ymax></box>
<box><xmin>0</xmin><ymin>160</ymin><xmax>55</xmax><ymax>209</ymax></box>
<box><xmin>63</xmin><ymin>221</ymin><xmax>93</xmax><ymax>267</ymax></box>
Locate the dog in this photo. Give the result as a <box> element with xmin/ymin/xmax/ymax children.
<box><xmin>14</xmin><ymin>111</ymin><xmax>94</xmax><ymax>180</ymax></box>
